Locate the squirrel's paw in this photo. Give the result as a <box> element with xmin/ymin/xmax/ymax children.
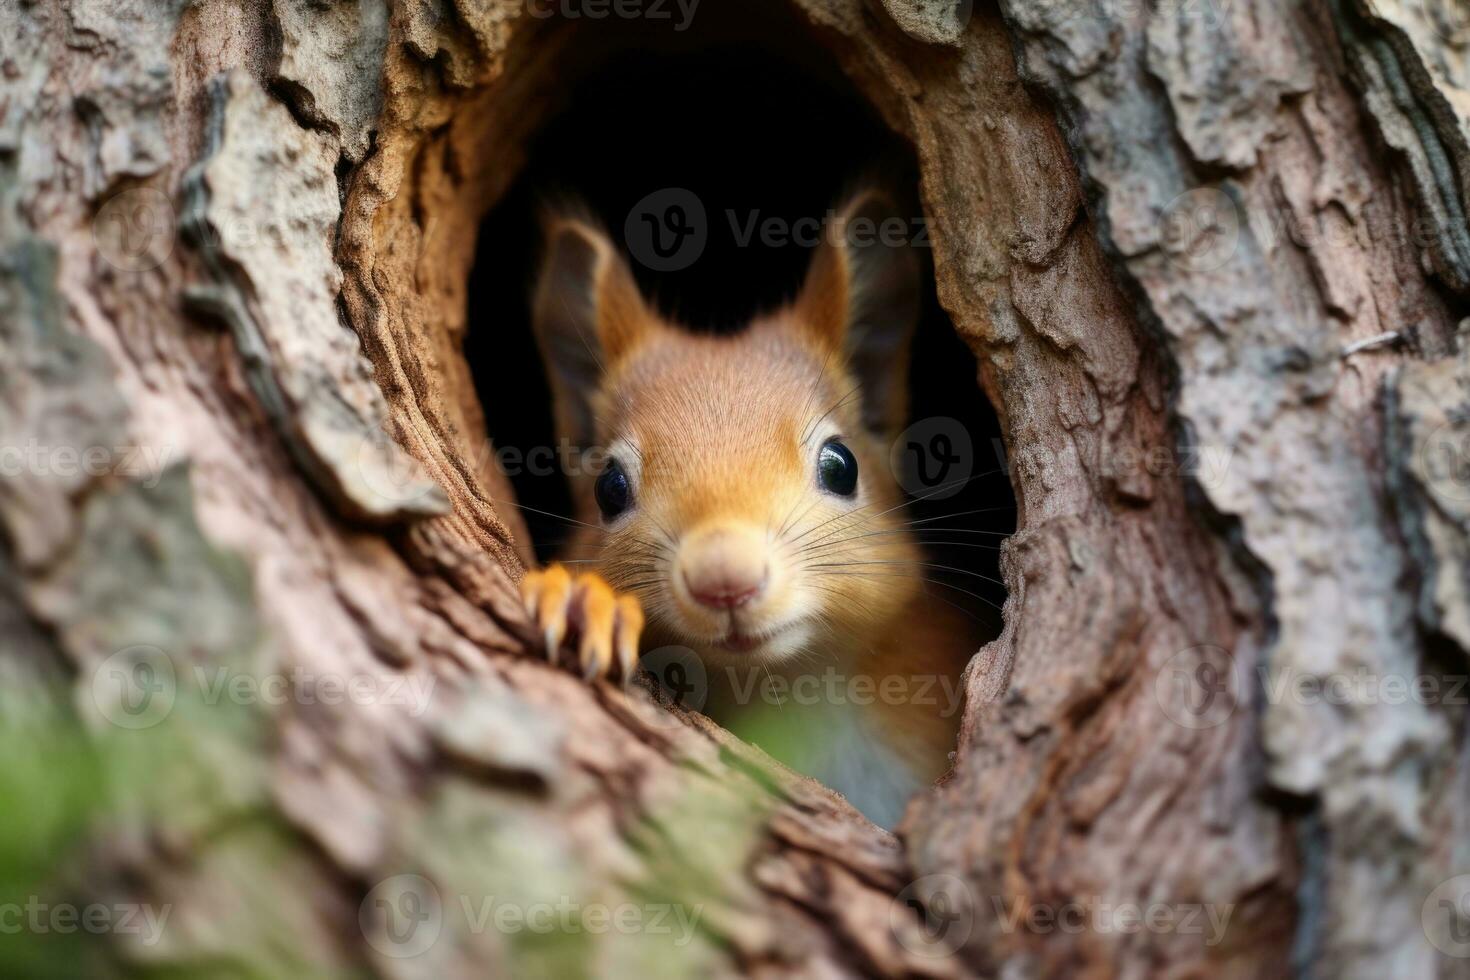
<box><xmin>520</xmin><ymin>564</ymin><xmax>644</xmax><ymax>682</ymax></box>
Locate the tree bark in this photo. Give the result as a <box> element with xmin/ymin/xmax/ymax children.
<box><xmin>3</xmin><ymin>0</ymin><xmax>1469</xmax><ymax>976</ymax></box>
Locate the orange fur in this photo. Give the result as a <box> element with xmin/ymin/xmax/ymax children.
<box><xmin>523</xmin><ymin>192</ymin><xmax>988</xmax><ymax>826</ymax></box>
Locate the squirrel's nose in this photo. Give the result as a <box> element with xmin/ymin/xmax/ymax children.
<box><xmin>677</xmin><ymin>527</ymin><xmax>769</xmax><ymax>610</ymax></box>
<box><xmin>684</xmin><ymin>573</ymin><xmax>765</xmax><ymax>609</ymax></box>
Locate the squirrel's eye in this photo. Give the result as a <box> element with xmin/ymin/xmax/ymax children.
<box><xmin>595</xmin><ymin>458</ymin><xmax>633</xmax><ymax>520</ymax></box>
<box><xmin>818</xmin><ymin>440</ymin><xmax>858</xmax><ymax>496</ymax></box>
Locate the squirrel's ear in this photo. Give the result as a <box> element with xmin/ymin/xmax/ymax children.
<box><xmin>794</xmin><ymin>188</ymin><xmax>920</xmax><ymax>437</ymax></box>
<box><xmin>532</xmin><ymin>213</ymin><xmax>654</xmax><ymax>447</ymax></box>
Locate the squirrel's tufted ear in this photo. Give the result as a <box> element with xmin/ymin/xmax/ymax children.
<box><xmin>794</xmin><ymin>188</ymin><xmax>921</xmax><ymax>438</ymax></box>
<box><xmin>532</xmin><ymin>211</ymin><xmax>655</xmax><ymax>448</ymax></box>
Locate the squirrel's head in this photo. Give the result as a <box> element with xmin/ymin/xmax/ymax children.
<box><xmin>531</xmin><ymin>190</ymin><xmax>923</xmax><ymax>666</ymax></box>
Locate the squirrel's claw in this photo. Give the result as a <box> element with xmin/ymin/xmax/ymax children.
<box><xmin>521</xmin><ymin>564</ymin><xmax>643</xmax><ymax>683</ymax></box>
<box><xmin>576</xmin><ymin>574</ymin><xmax>615</xmax><ymax>680</ymax></box>
<box><xmin>524</xmin><ymin>563</ymin><xmax>572</xmax><ymax>659</ymax></box>
<box><xmin>614</xmin><ymin>595</ymin><xmax>643</xmax><ymax>684</ymax></box>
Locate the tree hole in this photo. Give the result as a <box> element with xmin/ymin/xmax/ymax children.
<box><xmin>461</xmin><ymin>4</ymin><xmax>1015</xmax><ymax>821</ymax></box>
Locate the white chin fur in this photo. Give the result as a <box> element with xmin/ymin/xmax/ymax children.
<box><xmin>684</xmin><ymin>619</ymin><xmax>815</xmax><ymax>667</ymax></box>
<box><xmin>744</xmin><ymin>620</ymin><xmax>814</xmax><ymax>662</ymax></box>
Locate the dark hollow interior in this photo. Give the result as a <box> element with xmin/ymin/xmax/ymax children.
<box><xmin>465</xmin><ymin>12</ymin><xmax>1014</xmax><ymax>624</ymax></box>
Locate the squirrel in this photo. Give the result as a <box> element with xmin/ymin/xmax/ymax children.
<box><xmin>518</xmin><ymin>189</ymin><xmax>987</xmax><ymax>828</ymax></box>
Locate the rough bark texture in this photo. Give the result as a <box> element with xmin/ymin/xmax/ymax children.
<box><xmin>3</xmin><ymin>0</ymin><xmax>1470</xmax><ymax>976</ymax></box>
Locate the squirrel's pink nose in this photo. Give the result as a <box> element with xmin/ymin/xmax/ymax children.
<box><xmin>684</xmin><ymin>573</ymin><xmax>764</xmax><ymax>609</ymax></box>
<box><xmin>677</xmin><ymin>527</ymin><xmax>769</xmax><ymax>611</ymax></box>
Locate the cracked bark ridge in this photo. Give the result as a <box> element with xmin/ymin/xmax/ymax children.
<box><xmin>182</xmin><ymin>68</ymin><xmax>448</xmax><ymax>525</ymax></box>
<box><xmin>998</xmin><ymin>0</ymin><xmax>1469</xmax><ymax>974</ymax></box>
<box><xmin>0</xmin><ymin>1</ymin><xmax>961</xmax><ymax>976</ymax></box>
<box><xmin>1340</xmin><ymin>0</ymin><xmax>1470</xmax><ymax>292</ymax></box>
<box><xmin>1390</xmin><ymin>331</ymin><xmax>1470</xmax><ymax>651</ymax></box>
<box><xmin>269</xmin><ymin>0</ymin><xmax>390</xmax><ymax>162</ymax></box>
<box><xmin>876</xmin><ymin>0</ymin><xmax>971</xmax><ymax>46</ymax></box>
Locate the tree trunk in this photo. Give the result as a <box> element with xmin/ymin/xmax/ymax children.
<box><xmin>4</xmin><ymin>0</ymin><xmax>1470</xmax><ymax>976</ymax></box>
